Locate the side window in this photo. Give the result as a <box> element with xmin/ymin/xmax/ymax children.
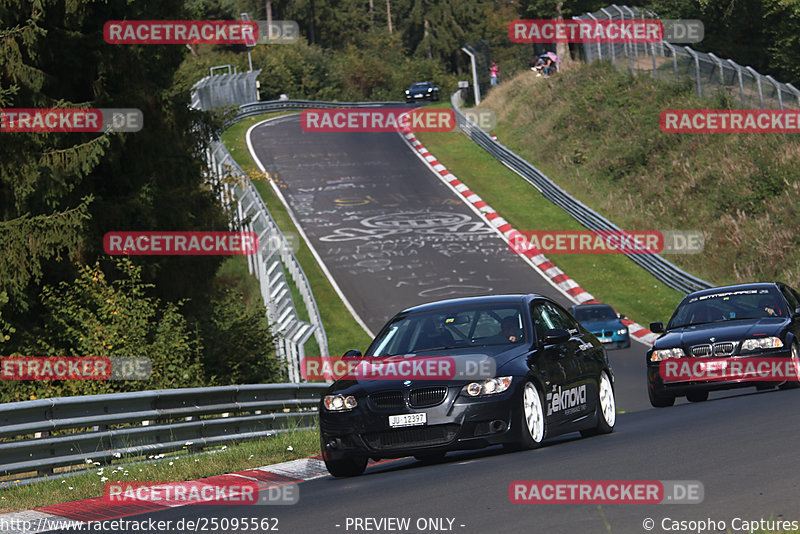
<box><xmin>781</xmin><ymin>286</ymin><xmax>800</xmax><ymax>310</ymax></box>
<box><xmin>545</xmin><ymin>303</ymin><xmax>579</xmax><ymax>333</ymax></box>
<box><xmin>530</xmin><ymin>304</ymin><xmax>554</xmax><ymax>343</ymax></box>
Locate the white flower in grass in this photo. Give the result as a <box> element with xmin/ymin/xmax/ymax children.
<box><xmin>248</xmin><ymin>455</ymin><xmax>254</xmax><ymax>460</ymax></box>
<box><xmin>169</xmin><ymin>462</ymin><xmax>174</xmax><ymax>466</ymax></box>
<box><xmin>68</xmin><ymin>487</ymin><xmax>73</xmax><ymax>490</ymax></box>
<box><xmin>286</xmin><ymin>446</ymin><xmax>293</xmax><ymax>451</ymax></box>
<box><xmin>139</xmin><ymin>469</ymin><xmax>143</xmax><ymax>472</ymax></box>
<box><xmin>221</xmin><ymin>446</ymin><xmax>227</xmax><ymax>451</ymax></box>
<box><xmin>61</xmin><ymin>480</ymin><xmax>66</xmax><ymax>483</ymax></box>
<box><xmin>85</xmin><ymin>459</ymin><xmax>93</xmax><ymax>464</ymax></box>
<box><xmin>113</xmin><ymin>452</ymin><xmax>121</xmax><ymax>458</ymax></box>
<box><xmin>195</xmin><ymin>459</ymin><xmax>199</xmax><ymax>463</ymax></box>
<box><xmin>93</xmin><ymin>462</ymin><xmax>101</xmax><ymax>466</ymax></box>
<box><xmin>100</xmin><ymin>477</ymin><xmax>108</xmax><ymax>482</ymax></box>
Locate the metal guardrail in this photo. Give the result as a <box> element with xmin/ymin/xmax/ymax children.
<box><xmin>451</xmin><ymin>91</ymin><xmax>713</xmax><ymax>294</ymax></box>
<box><xmin>0</xmin><ymin>384</ymin><xmax>328</xmax><ymax>478</ymax></box>
<box><xmin>205</xmin><ymin>139</ymin><xmax>327</xmax><ymax>381</ymax></box>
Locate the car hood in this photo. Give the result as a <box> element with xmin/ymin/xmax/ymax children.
<box><xmin>407</xmin><ymin>87</ymin><xmax>433</xmax><ymax>95</ymax></box>
<box><xmin>326</xmin><ymin>345</ymin><xmax>529</xmax><ymax>394</ymax></box>
<box><xmin>654</xmin><ymin>318</ymin><xmax>788</xmax><ymax>349</ymax></box>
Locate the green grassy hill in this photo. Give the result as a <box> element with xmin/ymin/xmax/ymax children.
<box><xmin>480</xmin><ymin>61</ymin><xmax>800</xmax><ymax>289</ymax></box>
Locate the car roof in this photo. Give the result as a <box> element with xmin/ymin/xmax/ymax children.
<box><xmin>399</xmin><ymin>294</ymin><xmax>541</xmax><ymax>314</ymax></box>
<box><xmin>686</xmin><ymin>282</ymin><xmax>779</xmax><ymax>299</ymax></box>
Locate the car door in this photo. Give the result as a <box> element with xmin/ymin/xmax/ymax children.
<box><xmin>529</xmin><ymin>301</ymin><xmax>584</xmax><ymax>427</ymax></box>
<box><xmin>542</xmin><ymin>302</ymin><xmax>596</xmax><ymax>420</ymax></box>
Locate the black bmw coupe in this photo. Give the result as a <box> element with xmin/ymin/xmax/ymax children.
<box><xmin>319</xmin><ymin>294</ymin><xmax>617</xmax><ymax>477</ymax></box>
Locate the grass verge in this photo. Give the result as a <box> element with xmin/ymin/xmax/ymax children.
<box><xmin>0</xmin><ymin>429</ymin><xmax>319</xmax><ymax>513</ymax></box>
<box><xmin>220</xmin><ymin>114</ymin><xmax>372</xmax><ymax>357</ymax></box>
<box><xmin>415</xmin><ymin>126</ymin><xmax>684</xmax><ymax>328</ymax></box>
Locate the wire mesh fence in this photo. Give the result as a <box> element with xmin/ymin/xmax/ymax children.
<box><xmin>573</xmin><ymin>5</ymin><xmax>800</xmax><ymax>110</ymax></box>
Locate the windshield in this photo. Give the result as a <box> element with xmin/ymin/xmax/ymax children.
<box><xmin>573</xmin><ymin>306</ymin><xmax>617</xmax><ymax>322</ymax></box>
<box><xmin>411</xmin><ymin>82</ymin><xmax>430</xmax><ymax>88</ymax></box>
<box><xmin>668</xmin><ymin>288</ymin><xmax>787</xmax><ymax>328</ymax></box>
<box><xmin>366</xmin><ymin>305</ymin><xmax>526</xmax><ymax>356</ymax></box>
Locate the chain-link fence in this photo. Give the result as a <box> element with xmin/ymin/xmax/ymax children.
<box><xmin>190</xmin><ymin>68</ymin><xmax>262</xmax><ymax>110</ymax></box>
<box><xmin>574</xmin><ymin>5</ymin><xmax>800</xmax><ymax>110</ymax></box>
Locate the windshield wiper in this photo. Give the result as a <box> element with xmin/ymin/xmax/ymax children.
<box><xmin>413</xmin><ymin>346</ymin><xmax>463</xmax><ymax>353</ymax></box>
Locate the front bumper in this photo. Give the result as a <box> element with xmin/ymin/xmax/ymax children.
<box><xmin>592</xmin><ymin>330</ymin><xmax>630</xmax><ymax>349</ymax></box>
<box><xmin>647</xmin><ymin>349</ymin><xmax>793</xmax><ymax>396</ymax></box>
<box><xmin>319</xmin><ymin>383</ymin><xmax>519</xmax><ymax>460</ymax></box>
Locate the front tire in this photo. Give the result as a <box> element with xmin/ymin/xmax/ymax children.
<box><xmin>779</xmin><ymin>342</ymin><xmax>800</xmax><ymax>390</ymax></box>
<box><xmin>581</xmin><ymin>371</ymin><xmax>616</xmax><ymax>437</ymax></box>
<box><xmin>324</xmin><ymin>455</ymin><xmax>367</xmax><ymax>477</ymax></box>
<box><xmin>686</xmin><ymin>390</ymin><xmax>709</xmax><ymax>402</ymax></box>
<box><xmin>511</xmin><ymin>381</ymin><xmax>546</xmax><ymax>450</ymax></box>
<box><xmin>648</xmin><ymin>383</ymin><xmax>675</xmax><ymax>407</ymax></box>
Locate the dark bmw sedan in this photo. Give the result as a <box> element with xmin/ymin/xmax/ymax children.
<box><xmin>647</xmin><ymin>282</ymin><xmax>800</xmax><ymax>407</ymax></box>
<box><xmin>319</xmin><ymin>294</ymin><xmax>617</xmax><ymax>477</ymax></box>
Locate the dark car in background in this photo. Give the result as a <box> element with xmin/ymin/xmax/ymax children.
<box><xmin>646</xmin><ymin>282</ymin><xmax>800</xmax><ymax>407</ymax></box>
<box><xmin>319</xmin><ymin>294</ymin><xmax>616</xmax><ymax>477</ymax></box>
<box><xmin>405</xmin><ymin>81</ymin><xmax>439</xmax><ymax>102</ymax></box>
<box><xmin>570</xmin><ymin>303</ymin><xmax>630</xmax><ymax>349</ymax></box>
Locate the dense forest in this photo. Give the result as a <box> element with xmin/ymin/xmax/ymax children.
<box><xmin>1</xmin><ymin>0</ymin><xmax>798</xmax><ymax>401</ymax></box>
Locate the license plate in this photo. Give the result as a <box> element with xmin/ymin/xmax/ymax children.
<box><xmin>414</xmin><ymin>94</ymin><xmax>423</xmax><ymax>98</ymax></box>
<box><xmin>389</xmin><ymin>413</ymin><xmax>426</xmax><ymax>428</ymax></box>
<box><xmin>599</xmin><ymin>338</ymin><xmax>612</xmax><ymax>343</ymax></box>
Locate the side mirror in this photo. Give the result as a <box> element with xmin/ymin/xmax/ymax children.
<box><xmin>542</xmin><ymin>328</ymin><xmax>570</xmax><ymax>345</ymax></box>
<box><xmin>649</xmin><ymin>322</ymin><xmax>664</xmax><ymax>334</ymax></box>
<box><xmin>343</xmin><ymin>349</ymin><xmax>362</xmax><ymax>357</ymax></box>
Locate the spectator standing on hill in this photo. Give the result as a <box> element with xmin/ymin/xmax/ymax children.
<box><xmin>489</xmin><ymin>62</ymin><xmax>500</xmax><ymax>86</ymax></box>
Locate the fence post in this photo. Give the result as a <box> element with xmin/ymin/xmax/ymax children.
<box><xmin>764</xmin><ymin>75</ymin><xmax>784</xmax><ymax>109</ymax></box>
<box><xmin>600</xmin><ymin>8</ymin><xmax>615</xmax><ymax>63</ymax></box>
<box><xmin>685</xmin><ymin>47</ymin><xmax>702</xmax><ymax>98</ymax></box>
<box><xmin>745</xmin><ymin>66</ymin><xmax>764</xmax><ymax>109</ymax></box>
<box><xmin>662</xmin><ymin>42</ymin><xmax>678</xmax><ymax>83</ymax></box>
<box><xmin>707</xmin><ymin>53</ymin><xmax>725</xmax><ymax>86</ymax></box>
<box><xmin>787</xmin><ymin>83</ymin><xmax>800</xmax><ymax>109</ymax></box>
<box><xmin>727</xmin><ymin>59</ymin><xmax>746</xmax><ymax>107</ymax></box>
<box><xmin>586</xmin><ymin>13</ymin><xmax>602</xmax><ymax>61</ymax></box>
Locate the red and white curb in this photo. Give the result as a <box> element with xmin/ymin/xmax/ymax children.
<box><xmin>0</xmin><ymin>455</ymin><xmax>401</xmax><ymax>532</ymax></box>
<box><xmin>400</xmin><ymin>130</ymin><xmax>658</xmax><ymax>347</ymax></box>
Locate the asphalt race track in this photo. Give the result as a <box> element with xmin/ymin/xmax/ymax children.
<box><xmin>247</xmin><ymin>114</ymin><xmax>575</xmax><ymax>335</ymax></box>
<box><xmin>44</xmin><ymin>115</ymin><xmax>800</xmax><ymax>534</ymax></box>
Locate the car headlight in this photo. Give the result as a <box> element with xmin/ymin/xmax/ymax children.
<box><xmin>616</xmin><ymin>328</ymin><xmax>628</xmax><ymax>335</ymax></box>
<box><xmin>740</xmin><ymin>337</ymin><xmax>783</xmax><ymax>353</ymax></box>
<box><xmin>323</xmin><ymin>394</ymin><xmax>357</xmax><ymax>412</ymax></box>
<box><xmin>405</xmin><ymin>90</ymin><xmax>410</xmax><ymax>94</ymax></box>
<box><xmin>427</xmin><ymin>88</ymin><xmax>432</xmax><ymax>92</ymax></box>
<box><xmin>650</xmin><ymin>347</ymin><xmax>686</xmax><ymax>362</ymax></box>
<box><xmin>462</xmin><ymin>376</ymin><xmax>512</xmax><ymax>397</ymax></box>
